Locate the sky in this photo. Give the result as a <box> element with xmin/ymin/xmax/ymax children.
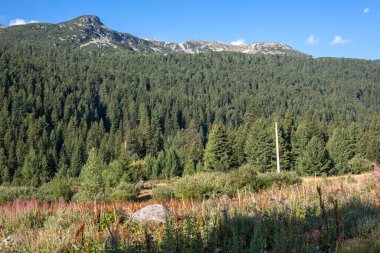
<box><xmin>0</xmin><ymin>0</ymin><xmax>379</xmax><ymax>59</ymax></box>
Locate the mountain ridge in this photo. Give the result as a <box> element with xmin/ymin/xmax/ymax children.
<box><xmin>0</xmin><ymin>15</ymin><xmax>307</xmax><ymax>56</ymax></box>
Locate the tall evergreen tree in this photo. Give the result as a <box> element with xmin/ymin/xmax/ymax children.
<box><xmin>0</xmin><ymin>148</ymin><xmax>9</xmax><ymax>184</ymax></box>
<box><xmin>203</xmin><ymin>123</ymin><xmax>233</xmax><ymax>171</ymax></box>
<box><xmin>245</xmin><ymin>118</ymin><xmax>275</xmax><ymax>172</ymax></box>
<box><xmin>163</xmin><ymin>149</ymin><xmax>182</xmax><ymax>179</ymax></box>
<box><xmin>296</xmin><ymin>136</ymin><xmax>331</xmax><ymax>176</ymax></box>
<box><xmin>326</xmin><ymin>128</ymin><xmax>352</xmax><ymax>174</ymax></box>
<box><xmin>80</xmin><ymin>148</ymin><xmax>105</xmax><ymax>194</ymax></box>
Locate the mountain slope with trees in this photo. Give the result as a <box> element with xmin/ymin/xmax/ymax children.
<box><xmin>0</xmin><ymin>43</ymin><xmax>379</xmax><ymax>189</ymax></box>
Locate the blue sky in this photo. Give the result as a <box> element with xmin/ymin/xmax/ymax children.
<box><xmin>1</xmin><ymin>0</ymin><xmax>378</xmax><ymax>59</ymax></box>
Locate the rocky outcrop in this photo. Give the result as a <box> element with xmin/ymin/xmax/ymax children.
<box><xmin>131</xmin><ymin>204</ymin><xmax>171</xmax><ymax>223</ymax></box>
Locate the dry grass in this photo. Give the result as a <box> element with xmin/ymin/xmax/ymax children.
<box><xmin>0</xmin><ymin>173</ymin><xmax>378</xmax><ymax>252</ymax></box>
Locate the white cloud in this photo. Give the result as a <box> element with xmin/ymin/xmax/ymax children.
<box><xmin>363</xmin><ymin>8</ymin><xmax>370</xmax><ymax>14</ymax></box>
<box><xmin>331</xmin><ymin>35</ymin><xmax>350</xmax><ymax>45</ymax></box>
<box><xmin>306</xmin><ymin>35</ymin><xmax>318</xmax><ymax>45</ymax></box>
<box><xmin>231</xmin><ymin>39</ymin><xmax>246</xmax><ymax>46</ymax></box>
<box><xmin>9</xmin><ymin>18</ymin><xmax>39</xmax><ymax>26</ymax></box>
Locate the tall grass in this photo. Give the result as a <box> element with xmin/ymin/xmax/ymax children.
<box><xmin>0</xmin><ymin>173</ymin><xmax>379</xmax><ymax>252</ymax></box>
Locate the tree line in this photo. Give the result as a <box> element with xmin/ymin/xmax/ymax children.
<box><xmin>0</xmin><ymin>44</ymin><xmax>380</xmax><ymax>187</ymax></box>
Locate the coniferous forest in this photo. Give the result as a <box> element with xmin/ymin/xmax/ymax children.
<box><xmin>0</xmin><ymin>43</ymin><xmax>380</xmax><ymax>191</ymax></box>
<box><xmin>2</xmin><ymin>29</ymin><xmax>380</xmax><ymax>253</ymax></box>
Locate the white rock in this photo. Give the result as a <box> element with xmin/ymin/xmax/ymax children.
<box><xmin>131</xmin><ymin>204</ymin><xmax>170</xmax><ymax>223</ymax></box>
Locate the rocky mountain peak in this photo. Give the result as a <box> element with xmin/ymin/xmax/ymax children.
<box><xmin>72</xmin><ymin>15</ymin><xmax>103</xmax><ymax>27</ymax></box>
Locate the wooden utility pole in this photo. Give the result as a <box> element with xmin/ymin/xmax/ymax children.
<box><xmin>275</xmin><ymin>122</ymin><xmax>281</xmax><ymax>173</ymax></box>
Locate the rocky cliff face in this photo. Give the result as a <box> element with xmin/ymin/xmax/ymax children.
<box><xmin>0</xmin><ymin>15</ymin><xmax>306</xmax><ymax>56</ymax></box>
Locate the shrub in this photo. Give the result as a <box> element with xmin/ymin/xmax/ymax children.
<box><xmin>125</xmin><ymin>160</ymin><xmax>147</xmax><ymax>182</ymax></box>
<box><xmin>350</xmin><ymin>215</ymin><xmax>380</xmax><ymax>237</ymax></box>
<box><xmin>109</xmin><ymin>182</ymin><xmax>142</xmax><ymax>201</ymax></box>
<box><xmin>348</xmin><ymin>156</ymin><xmax>372</xmax><ymax>174</ymax></box>
<box><xmin>228</xmin><ymin>164</ymin><xmax>258</xmax><ymax>190</ymax></box>
<box><xmin>253</xmin><ymin>171</ymin><xmax>301</xmax><ymax>190</ymax></box>
<box><xmin>172</xmin><ymin>172</ymin><xmax>228</xmax><ymax>199</ymax></box>
<box><xmin>0</xmin><ymin>186</ymin><xmax>38</xmax><ymax>203</ymax></box>
<box><xmin>152</xmin><ymin>185</ymin><xmax>174</xmax><ymax>200</ymax></box>
<box><xmin>153</xmin><ymin>169</ymin><xmax>301</xmax><ymax>200</ymax></box>
<box><xmin>36</xmin><ymin>177</ymin><xmax>78</xmax><ymax>202</ymax></box>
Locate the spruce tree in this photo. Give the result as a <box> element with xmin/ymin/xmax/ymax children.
<box><xmin>163</xmin><ymin>149</ymin><xmax>182</xmax><ymax>178</ymax></box>
<box><xmin>296</xmin><ymin>136</ymin><xmax>331</xmax><ymax>176</ymax></box>
<box><xmin>0</xmin><ymin>148</ymin><xmax>9</xmax><ymax>184</ymax></box>
<box><xmin>245</xmin><ymin>118</ymin><xmax>275</xmax><ymax>172</ymax></box>
<box><xmin>326</xmin><ymin>128</ymin><xmax>351</xmax><ymax>174</ymax></box>
<box><xmin>203</xmin><ymin>123</ymin><xmax>233</xmax><ymax>172</ymax></box>
<box><xmin>152</xmin><ymin>151</ymin><xmax>165</xmax><ymax>179</ymax></box>
<box><xmin>80</xmin><ymin>148</ymin><xmax>105</xmax><ymax>195</ymax></box>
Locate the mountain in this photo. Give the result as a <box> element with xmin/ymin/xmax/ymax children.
<box><xmin>0</xmin><ymin>15</ymin><xmax>306</xmax><ymax>56</ymax></box>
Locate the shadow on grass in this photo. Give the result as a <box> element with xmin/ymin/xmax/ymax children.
<box><xmin>103</xmin><ymin>198</ymin><xmax>380</xmax><ymax>253</ymax></box>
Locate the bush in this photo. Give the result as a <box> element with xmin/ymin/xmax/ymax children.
<box><xmin>0</xmin><ymin>186</ymin><xmax>38</xmax><ymax>203</ymax></box>
<box><xmin>228</xmin><ymin>164</ymin><xmax>258</xmax><ymax>190</ymax></box>
<box><xmin>153</xmin><ymin>168</ymin><xmax>302</xmax><ymax>200</ymax></box>
<box><xmin>125</xmin><ymin>160</ymin><xmax>147</xmax><ymax>182</ymax></box>
<box><xmin>253</xmin><ymin>172</ymin><xmax>301</xmax><ymax>190</ymax></box>
<box><xmin>36</xmin><ymin>177</ymin><xmax>78</xmax><ymax>202</ymax></box>
<box><xmin>172</xmin><ymin>172</ymin><xmax>228</xmax><ymax>199</ymax></box>
<box><xmin>348</xmin><ymin>156</ymin><xmax>372</xmax><ymax>174</ymax></box>
<box><xmin>152</xmin><ymin>185</ymin><xmax>174</xmax><ymax>200</ymax></box>
<box><xmin>109</xmin><ymin>182</ymin><xmax>142</xmax><ymax>201</ymax></box>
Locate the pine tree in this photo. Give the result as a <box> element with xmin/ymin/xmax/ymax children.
<box><xmin>20</xmin><ymin>148</ymin><xmax>47</xmax><ymax>186</ymax></box>
<box><xmin>326</xmin><ymin>128</ymin><xmax>351</xmax><ymax>174</ymax></box>
<box><xmin>278</xmin><ymin>126</ymin><xmax>293</xmax><ymax>171</ymax></box>
<box><xmin>152</xmin><ymin>151</ymin><xmax>165</xmax><ymax>179</ymax></box>
<box><xmin>365</xmin><ymin>115</ymin><xmax>380</xmax><ymax>163</ymax></box>
<box><xmin>296</xmin><ymin>136</ymin><xmax>331</xmax><ymax>176</ymax></box>
<box><xmin>184</xmin><ymin>120</ymin><xmax>204</xmax><ymax>165</ymax></box>
<box><xmin>103</xmin><ymin>159</ymin><xmax>127</xmax><ymax>189</ymax></box>
<box><xmin>203</xmin><ymin>123</ymin><xmax>233</xmax><ymax>172</ymax></box>
<box><xmin>245</xmin><ymin>118</ymin><xmax>275</xmax><ymax>172</ymax></box>
<box><xmin>163</xmin><ymin>149</ymin><xmax>182</xmax><ymax>179</ymax></box>
<box><xmin>0</xmin><ymin>148</ymin><xmax>9</xmax><ymax>184</ymax></box>
<box><xmin>347</xmin><ymin>122</ymin><xmax>365</xmax><ymax>156</ymax></box>
<box><xmin>80</xmin><ymin>148</ymin><xmax>105</xmax><ymax>194</ymax></box>
<box><xmin>243</xmin><ymin>102</ymin><xmax>262</xmax><ymax>128</ymax></box>
<box><xmin>183</xmin><ymin>160</ymin><xmax>196</xmax><ymax>175</ymax></box>
<box><xmin>231</xmin><ymin>125</ymin><xmax>247</xmax><ymax>167</ymax></box>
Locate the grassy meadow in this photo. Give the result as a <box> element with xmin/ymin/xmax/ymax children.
<box><xmin>1</xmin><ymin>173</ymin><xmax>380</xmax><ymax>252</ymax></box>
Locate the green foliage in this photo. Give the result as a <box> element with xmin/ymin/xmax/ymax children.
<box><xmin>171</xmin><ymin>172</ymin><xmax>229</xmax><ymax>199</ymax></box>
<box><xmin>163</xmin><ymin>149</ymin><xmax>182</xmax><ymax>179</ymax></box>
<box><xmin>0</xmin><ymin>186</ymin><xmax>38</xmax><ymax>203</ymax></box>
<box><xmin>152</xmin><ymin>151</ymin><xmax>165</xmax><ymax>179</ymax></box>
<box><xmin>296</xmin><ymin>136</ymin><xmax>332</xmax><ymax>176</ymax></box>
<box><xmin>0</xmin><ymin>148</ymin><xmax>10</xmax><ymax>184</ymax></box>
<box><xmin>327</xmin><ymin>128</ymin><xmax>352</xmax><ymax>174</ymax></box>
<box><xmin>0</xmin><ymin>44</ymin><xmax>378</xmax><ymax>186</ymax></box>
<box><xmin>348</xmin><ymin>155</ymin><xmax>372</xmax><ymax>174</ymax></box>
<box><xmin>204</xmin><ymin>123</ymin><xmax>233</xmax><ymax>171</ymax></box>
<box><xmin>125</xmin><ymin>160</ymin><xmax>146</xmax><ymax>182</ymax></box>
<box><xmin>36</xmin><ymin>177</ymin><xmax>78</xmax><ymax>202</ymax></box>
<box><xmin>183</xmin><ymin>160</ymin><xmax>196</xmax><ymax>176</ymax></box>
<box><xmin>80</xmin><ymin>148</ymin><xmax>105</xmax><ymax>195</ymax></box>
<box><xmin>103</xmin><ymin>159</ymin><xmax>127</xmax><ymax>189</ymax></box>
<box><xmin>245</xmin><ymin>118</ymin><xmax>275</xmax><ymax>172</ymax></box>
<box><xmin>109</xmin><ymin>182</ymin><xmax>142</xmax><ymax>201</ymax></box>
<box><xmin>154</xmin><ymin>168</ymin><xmax>301</xmax><ymax>200</ymax></box>
<box><xmin>19</xmin><ymin>149</ymin><xmax>49</xmax><ymax>187</ymax></box>
<box><xmin>152</xmin><ymin>185</ymin><xmax>174</xmax><ymax>200</ymax></box>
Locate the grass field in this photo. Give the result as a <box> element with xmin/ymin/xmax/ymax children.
<box><xmin>1</xmin><ymin>173</ymin><xmax>379</xmax><ymax>252</ymax></box>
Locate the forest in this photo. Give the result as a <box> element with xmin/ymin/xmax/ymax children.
<box><xmin>0</xmin><ymin>43</ymin><xmax>380</xmax><ymax>199</ymax></box>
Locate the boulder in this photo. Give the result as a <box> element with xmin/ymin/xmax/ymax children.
<box><xmin>131</xmin><ymin>204</ymin><xmax>170</xmax><ymax>223</ymax></box>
